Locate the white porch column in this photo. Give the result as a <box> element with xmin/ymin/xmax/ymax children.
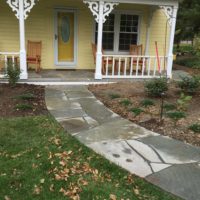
<box><xmin>6</xmin><ymin>0</ymin><xmax>38</xmax><ymax>80</ymax></box>
<box><xmin>95</xmin><ymin>1</ymin><xmax>104</xmax><ymax>79</ymax></box>
<box><xmin>167</xmin><ymin>6</ymin><xmax>178</xmax><ymax>78</ymax></box>
<box><xmin>84</xmin><ymin>0</ymin><xmax>118</xmax><ymax>80</ymax></box>
<box><xmin>19</xmin><ymin>0</ymin><xmax>27</xmax><ymax>79</ymax></box>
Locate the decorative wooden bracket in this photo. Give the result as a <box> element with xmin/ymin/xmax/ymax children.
<box><xmin>83</xmin><ymin>1</ymin><xmax>119</xmax><ymax>23</ymax></box>
<box><xmin>7</xmin><ymin>0</ymin><xmax>38</xmax><ymax>20</ymax></box>
<box><xmin>160</xmin><ymin>6</ymin><xmax>174</xmax><ymax>26</ymax></box>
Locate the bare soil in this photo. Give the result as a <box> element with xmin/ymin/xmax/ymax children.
<box><xmin>0</xmin><ymin>84</ymin><xmax>48</xmax><ymax>118</ymax></box>
<box><xmin>89</xmin><ymin>82</ymin><xmax>200</xmax><ymax>147</ymax></box>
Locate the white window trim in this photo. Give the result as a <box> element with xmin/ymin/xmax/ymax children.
<box><xmin>93</xmin><ymin>10</ymin><xmax>142</xmax><ymax>55</ymax></box>
<box><xmin>54</xmin><ymin>8</ymin><xmax>78</xmax><ymax>68</ymax></box>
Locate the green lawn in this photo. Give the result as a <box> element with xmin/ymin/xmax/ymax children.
<box><xmin>0</xmin><ymin>116</ymin><xmax>180</xmax><ymax>200</ymax></box>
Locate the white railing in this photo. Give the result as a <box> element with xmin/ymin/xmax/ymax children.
<box><xmin>0</xmin><ymin>52</ymin><xmax>20</xmax><ymax>78</ymax></box>
<box><xmin>102</xmin><ymin>55</ymin><xmax>169</xmax><ymax>79</ymax></box>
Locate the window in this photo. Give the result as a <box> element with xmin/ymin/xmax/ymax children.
<box><xmin>95</xmin><ymin>14</ymin><xmax>115</xmax><ymax>51</ymax></box>
<box><xmin>95</xmin><ymin>12</ymin><xmax>139</xmax><ymax>53</ymax></box>
<box><xmin>119</xmin><ymin>14</ymin><xmax>139</xmax><ymax>51</ymax></box>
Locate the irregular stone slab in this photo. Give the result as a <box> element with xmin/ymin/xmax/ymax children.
<box><xmin>63</xmin><ymin>85</ymin><xmax>89</xmax><ymax>92</ymax></box>
<box><xmin>88</xmin><ymin>140</ymin><xmax>153</xmax><ymax>177</ymax></box>
<box><xmin>84</xmin><ymin>116</ymin><xmax>99</xmax><ymax>127</ymax></box>
<box><xmin>60</xmin><ymin>117</ymin><xmax>90</xmax><ymax>134</ymax></box>
<box><xmin>126</xmin><ymin>140</ymin><xmax>162</xmax><ymax>163</ymax></box>
<box><xmin>45</xmin><ymin>88</ymin><xmax>66</xmax><ymax>99</ymax></box>
<box><xmin>46</xmin><ymin>98</ymin><xmax>81</xmax><ymax>111</ymax></box>
<box><xmin>66</xmin><ymin>91</ymin><xmax>94</xmax><ymax>99</ymax></box>
<box><xmin>50</xmin><ymin>109</ymin><xmax>86</xmax><ymax>121</ymax></box>
<box><xmin>150</xmin><ymin>163</ymin><xmax>171</xmax><ymax>173</ymax></box>
<box><xmin>139</xmin><ymin>136</ymin><xmax>200</xmax><ymax>164</ymax></box>
<box><xmin>147</xmin><ymin>163</ymin><xmax>200</xmax><ymax>200</ymax></box>
<box><xmin>77</xmin><ymin>98</ymin><xmax>121</xmax><ymax>124</ymax></box>
<box><xmin>75</xmin><ymin>119</ymin><xmax>158</xmax><ymax>144</ymax></box>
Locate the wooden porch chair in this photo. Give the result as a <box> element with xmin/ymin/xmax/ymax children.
<box><xmin>91</xmin><ymin>43</ymin><xmax>113</xmax><ymax>75</ymax></box>
<box><xmin>130</xmin><ymin>44</ymin><xmax>144</xmax><ymax>71</ymax></box>
<box><xmin>27</xmin><ymin>40</ymin><xmax>42</xmax><ymax>73</ymax></box>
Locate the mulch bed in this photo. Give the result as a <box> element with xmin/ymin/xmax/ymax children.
<box><xmin>89</xmin><ymin>82</ymin><xmax>200</xmax><ymax>147</ymax></box>
<box><xmin>0</xmin><ymin>84</ymin><xmax>48</xmax><ymax>118</ymax></box>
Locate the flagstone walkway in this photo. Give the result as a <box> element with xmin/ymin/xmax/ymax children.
<box><xmin>45</xmin><ymin>85</ymin><xmax>200</xmax><ymax>200</ymax></box>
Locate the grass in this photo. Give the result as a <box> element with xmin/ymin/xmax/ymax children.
<box><xmin>15</xmin><ymin>93</ymin><xmax>35</xmax><ymax>100</ymax></box>
<box><xmin>131</xmin><ymin>108</ymin><xmax>144</xmax><ymax>117</ymax></box>
<box><xmin>120</xmin><ymin>99</ymin><xmax>132</xmax><ymax>106</ymax></box>
<box><xmin>109</xmin><ymin>93</ymin><xmax>121</xmax><ymax>99</ymax></box>
<box><xmin>15</xmin><ymin>103</ymin><xmax>33</xmax><ymax>110</ymax></box>
<box><xmin>0</xmin><ymin>116</ymin><xmax>180</xmax><ymax>200</ymax></box>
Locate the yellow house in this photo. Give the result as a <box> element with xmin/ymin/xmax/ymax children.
<box><xmin>0</xmin><ymin>0</ymin><xmax>179</xmax><ymax>80</ymax></box>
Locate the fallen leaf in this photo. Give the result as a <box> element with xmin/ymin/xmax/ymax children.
<box><xmin>33</xmin><ymin>185</ymin><xmax>42</xmax><ymax>195</ymax></box>
<box><xmin>40</xmin><ymin>179</ymin><xmax>45</xmax><ymax>184</ymax></box>
<box><xmin>49</xmin><ymin>184</ymin><xmax>54</xmax><ymax>192</ymax></box>
<box><xmin>133</xmin><ymin>188</ymin><xmax>140</xmax><ymax>195</ymax></box>
<box><xmin>4</xmin><ymin>196</ymin><xmax>11</xmax><ymax>200</ymax></box>
<box><xmin>110</xmin><ymin>194</ymin><xmax>117</xmax><ymax>200</ymax></box>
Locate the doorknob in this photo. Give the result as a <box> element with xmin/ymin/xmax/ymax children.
<box><xmin>55</xmin><ymin>34</ymin><xmax>58</xmax><ymax>40</ymax></box>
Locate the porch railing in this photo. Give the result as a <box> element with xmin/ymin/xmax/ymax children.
<box><xmin>0</xmin><ymin>52</ymin><xmax>20</xmax><ymax>78</ymax></box>
<box><xmin>102</xmin><ymin>55</ymin><xmax>169</xmax><ymax>79</ymax></box>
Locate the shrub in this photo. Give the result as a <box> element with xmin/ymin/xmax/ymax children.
<box><xmin>120</xmin><ymin>99</ymin><xmax>132</xmax><ymax>106</ymax></box>
<box><xmin>15</xmin><ymin>93</ymin><xmax>35</xmax><ymax>100</ymax></box>
<box><xmin>189</xmin><ymin>124</ymin><xmax>200</xmax><ymax>133</ymax></box>
<box><xmin>175</xmin><ymin>57</ymin><xmax>200</xmax><ymax>69</ymax></box>
<box><xmin>145</xmin><ymin>78</ymin><xmax>168</xmax><ymax>97</ymax></box>
<box><xmin>163</xmin><ymin>103</ymin><xmax>176</xmax><ymax>111</ymax></box>
<box><xmin>15</xmin><ymin>104</ymin><xmax>33</xmax><ymax>111</ymax></box>
<box><xmin>6</xmin><ymin>63</ymin><xmax>21</xmax><ymax>87</ymax></box>
<box><xmin>140</xmin><ymin>99</ymin><xmax>155</xmax><ymax>107</ymax></box>
<box><xmin>130</xmin><ymin>108</ymin><xmax>144</xmax><ymax>116</ymax></box>
<box><xmin>166</xmin><ymin>111</ymin><xmax>186</xmax><ymax>126</ymax></box>
<box><xmin>109</xmin><ymin>93</ymin><xmax>121</xmax><ymax>99</ymax></box>
<box><xmin>177</xmin><ymin>76</ymin><xmax>200</xmax><ymax>94</ymax></box>
<box><xmin>177</xmin><ymin>93</ymin><xmax>192</xmax><ymax>111</ymax></box>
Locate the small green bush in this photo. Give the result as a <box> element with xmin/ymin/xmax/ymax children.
<box><xmin>109</xmin><ymin>93</ymin><xmax>121</xmax><ymax>99</ymax></box>
<box><xmin>177</xmin><ymin>93</ymin><xmax>192</xmax><ymax>111</ymax></box>
<box><xmin>15</xmin><ymin>104</ymin><xmax>33</xmax><ymax>111</ymax></box>
<box><xmin>120</xmin><ymin>99</ymin><xmax>132</xmax><ymax>106</ymax></box>
<box><xmin>145</xmin><ymin>78</ymin><xmax>168</xmax><ymax>97</ymax></box>
<box><xmin>130</xmin><ymin>108</ymin><xmax>144</xmax><ymax>116</ymax></box>
<box><xmin>15</xmin><ymin>93</ymin><xmax>35</xmax><ymax>100</ymax></box>
<box><xmin>189</xmin><ymin>124</ymin><xmax>200</xmax><ymax>133</ymax></box>
<box><xmin>177</xmin><ymin>76</ymin><xmax>200</xmax><ymax>94</ymax></box>
<box><xmin>166</xmin><ymin>111</ymin><xmax>186</xmax><ymax>125</ymax></box>
<box><xmin>163</xmin><ymin>103</ymin><xmax>176</xmax><ymax>111</ymax></box>
<box><xmin>140</xmin><ymin>99</ymin><xmax>155</xmax><ymax>107</ymax></box>
<box><xmin>6</xmin><ymin>63</ymin><xmax>21</xmax><ymax>87</ymax></box>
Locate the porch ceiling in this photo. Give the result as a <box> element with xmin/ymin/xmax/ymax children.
<box><xmin>83</xmin><ymin>0</ymin><xmax>179</xmax><ymax>6</ymax></box>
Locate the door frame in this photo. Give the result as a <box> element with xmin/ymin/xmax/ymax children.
<box><xmin>54</xmin><ymin>8</ymin><xmax>78</xmax><ymax>67</ymax></box>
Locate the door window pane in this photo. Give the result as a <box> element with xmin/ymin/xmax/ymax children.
<box><xmin>57</xmin><ymin>12</ymin><xmax>74</xmax><ymax>62</ymax></box>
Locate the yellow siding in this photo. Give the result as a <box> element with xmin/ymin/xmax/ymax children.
<box><xmin>0</xmin><ymin>1</ymin><xmax>170</xmax><ymax>70</ymax></box>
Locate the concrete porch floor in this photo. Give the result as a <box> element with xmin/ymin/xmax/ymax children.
<box><xmin>28</xmin><ymin>69</ymin><xmax>96</xmax><ymax>82</ymax></box>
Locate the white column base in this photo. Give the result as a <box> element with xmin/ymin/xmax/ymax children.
<box><xmin>19</xmin><ymin>50</ymin><xmax>28</xmax><ymax>80</ymax></box>
<box><xmin>167</xmin><ymin>55</ymin><xmax>173</xmax><ymax>79</ymax></box>
<box><xmin>95</xmin><ymin>52</ymin><xmax>102</xmax><ymax>80</ymax></box>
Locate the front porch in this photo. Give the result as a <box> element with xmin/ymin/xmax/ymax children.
<box><xmin>0</xmin><ymin>0</ymin><xmax>178</xmax><ymax>80</ymax></box>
